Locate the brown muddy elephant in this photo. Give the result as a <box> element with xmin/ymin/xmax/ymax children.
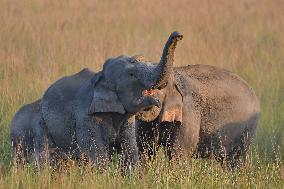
<box><xmin>136</xmin><ymin>34</ymin><xmax>260</xmax><ymax>168</ymax></box>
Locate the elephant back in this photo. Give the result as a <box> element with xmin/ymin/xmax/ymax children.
<box><xmin>174</xmin><ymin>64</ymin><xmax>260</xmax><ymax>136</ymax></box>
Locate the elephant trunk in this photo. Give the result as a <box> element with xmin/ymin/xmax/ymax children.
<box><xmin>151</xmin><ymin>31</ymin><xmax>183</xmax><ymax>89</ymax></box>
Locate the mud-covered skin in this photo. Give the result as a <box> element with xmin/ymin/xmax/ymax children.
<box><xmin>137</xmin><ymin>64</ymin><xmax>260</xmax><ymax>168</ymax></box>
<box><xmin>10</xmin><ymin>100</ymin><xmax>48</xmax><ymax>166</ymax></box>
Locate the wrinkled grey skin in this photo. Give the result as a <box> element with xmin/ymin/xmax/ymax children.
<box><xmin>10</xmin><ymin>100</ymin><xmax>48</xmax><ymax>166</ymax></box>
<box><xmin>136</xmin><ymin>37</ymin><xmax>260</xmax><ymax>168</ymax></box>
<box><xmin>38</xmin><ymin>32</ymin><xmax>183</xmax><ymax>167</ymax></box>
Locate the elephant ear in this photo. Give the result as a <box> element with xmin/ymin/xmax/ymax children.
<box><xmin>88</xmin><ymin>72</ymin><xmax>126</xmax><ymax>115</ymax></box>
<box><xmin>161</xmin><ymin>71</ymin><xmax>200</xmax><ymax>123</ymax></box>
<box><xmin>159</xmin><ymin>71</ymin><xmax>198</xmax><ymax>123</ymax></box>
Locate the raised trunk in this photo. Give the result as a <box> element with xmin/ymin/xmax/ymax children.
<box><xmin>151</xmin><ymin>31</ymin><xmax>183</xmax><ymax>89</ymax></box>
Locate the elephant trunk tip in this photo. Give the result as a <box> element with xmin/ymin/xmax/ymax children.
<box><xmin>169</xmin><ymin>31</ymin><xmax>183</xmax><ymax>42</ymax></box>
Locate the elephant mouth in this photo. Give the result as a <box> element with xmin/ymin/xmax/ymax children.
<box><xmin>142</xmin><ymin>89</ymin><xmax>161</xmax><ymax>108</ymax></box>
<box><xmin>136</xmin><ymin>89</ymin><xmax>162</xmax><ymax>122</ymax></box>
<box><xmin>142</xmin><ymin>89</ymin><xmax>155</xmax><ymax>96</ymax></box>
<box><xmin>131</xmin><ymin>89</ymin><xmax>160</xmax><ymax>110</ymax></box>
<box><xmin>140</xmin><ymin>89</ymin><xmax>158</xmax><ymax>110</ymax></box>
<box><xmin>136</xmin><ymin>104</ymin><xmax>161</xmax><ymax>122</ymax></box>
<box><xmin>137</xmin><ymin>91</ymin><xmax>160</xmax><ymax>109</ymax></box>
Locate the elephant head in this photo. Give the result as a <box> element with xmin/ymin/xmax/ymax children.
<box><xmin>88</xmin><ymin>32</ymin><xmax>183</xmax><ymax>115</ymax></box>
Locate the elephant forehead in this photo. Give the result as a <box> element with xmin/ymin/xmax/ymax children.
<box><xmin>130</xmin><ymin>55</ymin><xmax>150</xmax><ymax>63</ymax></box>
<box><xmin>104</xmin><ymin>58</ymin><xmax>130</xmax><ymax>75</ymax></box>
<box><xmin>134</xmin><ymin>62</ymin><xmax>156</xmax><ymax>72</ymax></box>
<box><xmin>130</xmin><ymin>55</ymin><xmax>157</xmax><ymax>69</ymax></box>
<box><xmin>103</xmin><ymin>55</ymin><xmax>157</xmax><ymax>80</ymax></box>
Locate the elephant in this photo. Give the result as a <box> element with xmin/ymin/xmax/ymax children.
<box><xmin>136</xmin><ymin>36</ymin><xmax>260</xmax><ymax>168</ymax></box>
<box><xmin>10</xmin><ymin>100</ymin><xmax>48</xmax><ymax>166</ymax></box>
<box><xmin>10</xmin><ymin>100</ymin><xmax>61</xmax><ymax>167</ymax></box>
<box><xmin>36</xmin><ymin>32</ymin><xmax>184</xmax><ymax>168</ymax></box>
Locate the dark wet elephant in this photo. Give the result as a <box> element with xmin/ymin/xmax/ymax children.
<box><xmin>10</xmin><ymin>32</ymin><xmax>183</xmax><ymax>168</ymax></box>
<box><xmin>136</xmin><ymin>36</ymin><xmax>260</xmax><ymax>168</ymax></box>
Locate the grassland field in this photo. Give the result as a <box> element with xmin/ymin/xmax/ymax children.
<box><xmin>0</xmin><ymin>0</ymin><xmax>284</xmax><ymax>188</ymax></box>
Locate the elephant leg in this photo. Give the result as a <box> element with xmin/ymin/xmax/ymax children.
<box><xmin>33</xmin><ymin>120</ymin><xmax>49</xmax><ymax>168</ymax></box>
<box><xmin>76</xmin><ymin>134</ymin><xmax>108</xmax><ymax>167</ymax></box>
<box><xmin>12</xmin><ymin>137</ymin><xmax>28</xmax><ymax>166</ymax></box>
<box><xmin>158</xmin><ymin>121</ymin><xmax>180</xmax><ymax>161</ymax></box>
<box><xmin>136</xmin><ymin>120</ymin><xmax>158</xmax><ymax>161</ymax></box>
<box><xmin>226</xmin><ymin>129</ymin><xmax>255</xmax><ymax>169</ymax></box>
<box><xmin>12</xmin><ymin>130</ymin><xmax>35</xmax><ymax>166</ymax></box>
<box><xmin>76</xmin><ymin>117</ymin><xmax>109</xmax><ymax>167</ymax></box>
<box><xmin>215</xmin><ymin>114</ymin><xmax>259</xmax><ymax>170</ymax></box>
<box><xmin>226</xmin><ymin>136</ymin><xmax>247</xmax><ymax>169</ymax></box>
<box><xmin>119</xmin><ymin>116</ymin><xmax>139</xmax><ymax>172</ymax></box>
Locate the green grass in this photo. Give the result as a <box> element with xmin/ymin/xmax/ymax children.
<box><xmin>0</xmin><ymin>153</ymin><xmax>283</xmax><ymax>188</ymax></box>
<box><xmin>0</xmin><ymin>0</ymin><xmax>284</xmax><ymax>188</ymax></box>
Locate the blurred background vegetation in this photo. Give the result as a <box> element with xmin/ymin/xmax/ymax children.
<box><xmin>0</xmin><ymin>0</ymin><xmax>283</xmax><ymax>188</ymax></box>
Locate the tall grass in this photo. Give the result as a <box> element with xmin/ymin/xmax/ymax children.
<box><xmin>0</xmin><ymin>0</ymin><xmax>284</xmax><ymax>188</ymax></box>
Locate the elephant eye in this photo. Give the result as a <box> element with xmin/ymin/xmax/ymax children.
<box><xmin>129</xmin><ymin>73</ymin><xmax>135</xmax><ymax>77</ymax></box>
